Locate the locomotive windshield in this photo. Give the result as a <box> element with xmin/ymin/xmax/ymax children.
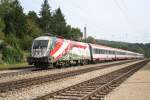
<box><xmin>33</xmin><ymin>40</ymin><xmax>49</xmax><ymax>49</ymax></box>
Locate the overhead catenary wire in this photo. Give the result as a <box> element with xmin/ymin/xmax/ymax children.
<box><xmin>52</xmin><ymin>0</ymin><xmax>105</xmax><ymax>35</ymax></box>
<box><xmin>112</xmin><ymin>0</ymin><xmax>141</xmax><ymax>42</ymax></box>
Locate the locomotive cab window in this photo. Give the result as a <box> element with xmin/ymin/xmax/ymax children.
<box><xmin>33</xmin><ymin>40</ymin><xmax>49</xmax><ymax>49</ymax></box>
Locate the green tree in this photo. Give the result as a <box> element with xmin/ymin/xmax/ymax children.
<box><xmin>27</xmin><ymin>11</ymin><xmax>39</xmax><ymax>24</ymax></box>
<box><xmin>0</xmin><ymin>0</ymin><xmax>12</xmax><ymax>16</ymax></box>
<box><xmin>0</xmin><ymin>18</ymin><xmax>5</xmax><ymax>32</ymax></box>
<box><xmin>52</xmin><ymin>8</ymin><xmax>67</xmax><ymax>36</ymax></box>
<box><xmin>0</xmin><ymin>18</ymin><xmax>5</xmax><ymax>39</ymax></box>
<box><xmin>39</xmin><ymin>0</ymin><xmax>52</xmax><ymax>33</ymax></box>
<box><xmin>0</xmin><ymin>0</ymin><xmax>10</xmax><ymax>34</ymax></box>
<box><xmin>26</xmin><ymin>18</ymin><xmax>42</xmax><ymax>38</ymax></box>
<box><xmin>87</xmin><ymin>36</ymin><xmax>96</xmax><ymax>43</ymax></box>
<box><xmin>70</xmin><ymin>27</ymin><xmax>83</xmax><ymax>41</ymax></box>
<box><xmin>27</xmin><ymin>11</ymin><xmax>42</xmax><ymax>38</ymax></box>
<box><xmin>3</xmin><ymin>0</ymin><xmax>28</xmax><ymax>37</ymax></box>
<box><xmin>65</xmin><ymin>25</ymin><xmax>72</xmax><ymax>39</ymax></box>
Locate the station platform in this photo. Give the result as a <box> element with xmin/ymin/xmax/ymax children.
<box><xmin>106</xmin><ymin>61</ymin><xmax>150</xmax><ymax>100</ymax></box>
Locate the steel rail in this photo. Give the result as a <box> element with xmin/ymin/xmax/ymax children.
<box><xmin>0</xmin><ymin>60</ymin><xmax>133</xmax><ymax>78</ymax></box>
<box><xmin>0</xmin><ymin>60</ymin><xmax>135</xmax><ymax>93</ymax></box>
<box><xmin>34</xmin><ymin>59</ymin><xmax>149</xmax><ymax>100</ymax></box>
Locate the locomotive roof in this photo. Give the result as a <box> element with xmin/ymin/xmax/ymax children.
<box><xmin>34</xmin><ymin>36</ymin><xmax>51</xmax><ymax>40</ymax></box>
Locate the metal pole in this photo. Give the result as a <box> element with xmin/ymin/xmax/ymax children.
<box><xmin>84</xmin><ymin>25</ymin><xmax>87</xmax><ymax>43</ymax></box>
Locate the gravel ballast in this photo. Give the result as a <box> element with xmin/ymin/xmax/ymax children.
<box><xmin>0</xmin><ymin>60</ymin><xmax>130</xmax><ymax>83</ymax></box>
<box><xmin>0</xmin><ymin>60</ymin><xmax>143</xmax><ymax>100</ymax></box>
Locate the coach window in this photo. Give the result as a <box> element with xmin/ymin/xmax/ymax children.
<box><xmin>103</xmin><ymin>50</ymin><xmax>105</xmax><ymax>54</ymax></box>
<box><xmin>111</xmin><ymin>50</ymin><xmax>112</xmax><ymax>54</ymax></box>
<box><xmin>110</xmin><ymin>51</ymin><xmax>112</xmax><ymax>55</ymax></box>
<box><xmin>102</xmin><ymin>50</ymin><xmax>104</xmax><ymax>54</ymax></box>
<box><xmin>106</xmin><ymin>50</ymin><xmax>108</xmax><ymax>54</ymax></box>
<box><xmin>111</xmin><ymin>51</ymin><xmax>112</xmax><ymax>54</ymax></box>
<box><xmin>104</xmin><ymin>50</ymin><xmax>107</xmax><ymax>54</ymax></box>
<box><xmin>102</xmin><ymin>49</ymin><xmax>104</xmax><ymax>54</ymax></box>
<box><xmin>112</xmin><ymin>51</ymin><xmax>114</xmax><ymax>54</ymax></box>
<box><xmin>99</xmin><ymin>49</ymin><xmax>101</xmax><ymax>54</ymax></box>
<box><xmin>98</xmin><ymin>49</ymin><xmax>100</xmax><ymax>54</ymax></box>
<box><xmin>104</xmin><ymin>50</ymin><xmax>106</xmax><ymax>54</ymax></box>
<box><xmin>96</xmin><ymin>49</ymin><xmax>98</xmax><ymax>54</ymax></box>
<box><xmin>101</xmin><ymin>49</ymin><xmax>103</xmax><ymax>54</ymax></box>
<box><xmin>110</xmin><ymin>50</ymin><xmax>111</xmax><ymax>54</ymax></box>
<box><xmin>95</xmin><ymin>49</ymin><xmax>97</xmax><ymax>54</ymax></box>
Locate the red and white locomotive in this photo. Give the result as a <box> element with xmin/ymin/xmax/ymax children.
<box><xmin>27</xmin><ymin>34</ymin><xmax>144</xmax><ymax>68</ymax></box>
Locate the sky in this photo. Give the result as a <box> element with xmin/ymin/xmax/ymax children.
<box><xmin>19</xmin><ymin>0</ymin><xmax>150</xmax><ymax>43</ymax></box>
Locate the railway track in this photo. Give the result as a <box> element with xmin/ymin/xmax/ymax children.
<box><xmin>35</xmin><ymin>59</ymin><xmax>149</xmax><ymax>100</ymax></box>
<box><xmin>0</xmin><ymin>60</ymin><xmax>136</xmax><ymax>93</ymax></box>
<box><xmin>0</xmin><ymin>68</ymin><xmax>35</xmax><ymax>78</ymax></box>
<box><xmin>0</xmin><ymin>60</ymin><xmax>135</xmax><ymax>78</ymax></box>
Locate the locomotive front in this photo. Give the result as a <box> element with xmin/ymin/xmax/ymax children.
<box><xmin>27</xmin><ymin>36</ymin><xmax>51</xmax><ymax>66</ymax></box>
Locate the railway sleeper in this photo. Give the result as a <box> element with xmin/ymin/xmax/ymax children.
<box><xmin>53</xmin><ymin>95</ymin><xmax>81</xmax><ymax>100</ymax></box>
<box><xmin>65</xmin><ymin>90</ymin><xmax>92</xmax><ymax>94</ymax></box>
<box><xmin>64</xmin><ymin>91</ymin><xmax>90</xmax><ymax>94</ymax></box>
<box><xmin>70</xmin><ymin>88</ymin><xmax>96</xmax><ymax>91</ymax></box>
<box><xmin>79</xmin><ymin>85</ymin><xmax>99</xmax><ymax>88</ymax></box>
<box><xmin>88</xmin><ymin>96</ymin><xmax>105</xmax><ymax>100</ymax></box>
<box><xmin>92</xmin><ymin>92</ymin><xmax>106</xmax><ymax>98</ymax></box>
<box><xmin>59</xmin><ymin>93</ymin><xmax>84</xmax><ymax>97</ymax></box>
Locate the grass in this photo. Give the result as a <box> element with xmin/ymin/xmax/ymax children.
<box><xmin>0</xmin><ymin>62</ymin><xmax>32</xmax><ymax>70</ymax></box>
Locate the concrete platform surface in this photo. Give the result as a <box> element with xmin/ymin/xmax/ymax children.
<box><xmin>106</xmin><ymin>62</ymin><xmax>150</xmax><ymax>100</ymax></box>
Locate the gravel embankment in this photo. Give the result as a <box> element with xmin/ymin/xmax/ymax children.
<box><xmin>1</xmin><ymin>60</ymin><xmax>142</xmax><ymax>100</ymax></box>
<box><xmin>0</xmin><ymin>60</ymin><xmax>130</xmax><ymax>83</ymax></box>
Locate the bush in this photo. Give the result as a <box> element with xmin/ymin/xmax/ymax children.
<box><xmin>2</xmin><ymin>46</ymin><xmax>23</xmax><ymax>64</ymax></box>
<box><xmin>19</xmin><ymin>35</ymin><xmax>32</xmax><ymax>51</ymax></box>
<box><xmin>4</xmin><ymin>34</ymin><xmax>19</xmax><ymax>47</ymax></box>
